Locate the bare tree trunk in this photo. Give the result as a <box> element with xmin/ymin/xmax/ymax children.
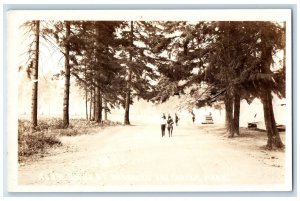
<box><xmin>31</xmin><ymin>20</ymin><xmax>40</xmax><ymax>129</ymax></box>
<box><xmin>89</xmin><ymin>89</ymin><xmax>93</xmax><ymax>121</ymax></box>
<box><xmin>260</xmin><ymin>43</ymin><xmax>284</xmax><ymax>149</ymax></box>
<box><xmin>92</xmin><ymin>87</ymin><xmax>96</xmax><ymax>121</ymax></box>
<box><xmin>283</xmin><ymin>21</ymin><xmax>286</xmax><ymax>69</ymax></box>
<box><xmin>261</xmin><ymin>90</ymin><xmax>284</xmax><ymax>149</ymax></box>
<box><xmin>94</xmin><ymin>86</ymin><xmax>103</xmax><ymax>123</ymax></box>
<box><xmin>85</xmin><ymin>85</ymin><xmax>88</xmax><ymax>121</ymax></box>
<box><xmin>94</xmin><ymin>84</ymin><xmax>101</xmax><ymax>123</ymax></box>
<box><xmin>84</xmin><ymin>61</ymin><xmax>88</xmax><ymax>121</ymax></box>
<box><xmin>233</xmin><ymin>92</ymin><xmax>240</xmax><ymax>136</ymax></box>
<box><xmin>223</xmin><ymin>22</ymin><xmax>235</xmax><ymax>137</ymax></box>
<box><xmin>124</xmin><ymin>21</ymin><xmax>134</xmax><ymax>125</ymax></box>
<box><xmin>104</xmin><ymin>97</ymin><xmax>108</xmax><ymax>120</ymax></box>
<box><xmin>124</xmin><ymin>82</ymin><xmax>131</xmax><ymax>125</ymax></box>
<box><xmin>62</xmin><ymin>21</ymin><xmax>71</xmax><ymax>128</ymax></box>
<box><xmin>225</xmin><ymin>93</ymin><xmax>234</xmax><ymax>137</ymax></box>
<box><xmin>99</xmin><ymin>92</ymin><xmax>103</xmax><ymax>122</ymax></box>
<box><xmin>94</xmin><ymin>23</ymin><xmax>102</xmax><ymax>123</ymax></box>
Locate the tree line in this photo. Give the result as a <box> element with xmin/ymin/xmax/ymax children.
<box><xmin>22</xmin><ymin>20</ymin><xmax>286</xmax><ymax>149</ymax></box>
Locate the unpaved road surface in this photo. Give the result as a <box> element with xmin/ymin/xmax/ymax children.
<box><xmin>18</xmin><ymin>124</ymin><xmax>286</xmax><ymax>190</ymax></box>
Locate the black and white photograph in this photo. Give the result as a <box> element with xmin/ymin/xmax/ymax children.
<box><xmin>6</xmin><ymin>9</ymin><xmax>292</xmax><ymax>192</ymax></box>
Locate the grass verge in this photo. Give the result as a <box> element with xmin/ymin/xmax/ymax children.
<box><xmin>18</xmin><ymin>118</ymin><xmax>120</xmax><ymax>162</ymax></box>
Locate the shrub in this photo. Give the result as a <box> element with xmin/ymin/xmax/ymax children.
<box><xmin>18</xmin><ymin>118</ymin><xmax>119</xmax><ymax>162</ymax></box>
<box><xmin>18</xmin><ymin>120</ymin><xmax>62</xmax><ymax>162</ymax></box>
<box><xmin>18</xmin><ymin>131</ymin><xmax>61</xmax><ymax>161</ymax></box>
<box><xmin>57</xmin><ymin>128</ymin><xmax>79</xmax><ymax>136</ymax></box>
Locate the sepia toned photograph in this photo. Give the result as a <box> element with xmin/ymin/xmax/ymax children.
<box><xmin>6</xmin><ymin>9</ymin><xmax>292</xmax><ymax>192</ymax></box>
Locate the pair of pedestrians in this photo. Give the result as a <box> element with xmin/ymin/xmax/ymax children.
<box><xmin>161</xmin><ymin>113</ymin><xmax>174</xmax><ymax>137</ymax></box>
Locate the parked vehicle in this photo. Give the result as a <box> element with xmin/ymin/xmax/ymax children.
<box><xmin>248</xmin><ymin>122</ymin><xmax>258</xmax><ymax>129</ymax></box>
<box><xmin>276</xmin><ymin>124</ymin><xmax>286</xmax><ymax>132</ymax></box>
<box><xmin>201</xmin><ymin>114</ymin><xmax>214</xmax><ymax>124</ymax></box>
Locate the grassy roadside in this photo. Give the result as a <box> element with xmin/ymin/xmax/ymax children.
<box><xmin>199</xmin><ymin>124</ymin><xmax>285</xmax><ymax>151</ymax></box>
<box><xmin>18</xmin><ymin>118</ymin><xmax>121</xmax><ymax>162</ymax></box>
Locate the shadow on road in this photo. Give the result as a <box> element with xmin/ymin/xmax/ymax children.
<box><xmin>169</xmin><ymin>135</ymin><xmax>190</xmax><ymax>137</ymax></box>
<box><xmin>122</xmin><ymin>124</ymin><xmax>139</xmax><ymax>127</ymax></box>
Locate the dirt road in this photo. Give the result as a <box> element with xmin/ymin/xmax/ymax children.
<box><xmin>18</xmin><ymin>123</ymin><xmax>286</xmax><ymax>190</ymax></box>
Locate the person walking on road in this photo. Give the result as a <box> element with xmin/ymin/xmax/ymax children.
<box><xmin>175</xmin><ymin>113</ymin><xmax>179</xmax><ymax>126</ymax></box>
<box><xmin>167</xmin><ymin>115</ymin><xmax>174</xmax><ymax>137</ymax></box>
<box><xmin>192</xmin><ymin>114</ymin><xmax>195</xmax><ymax>124</ymax></box>
<box><xmin>161</xmin><ymin>113</ymin><xmax>167</xmax><ymax>137</ymax></box>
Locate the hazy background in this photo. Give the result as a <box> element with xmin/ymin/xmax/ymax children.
<box><xmin>18</xmin><ymin>70</ymin><xmax>286</xmax><ymax>129</ymax></box>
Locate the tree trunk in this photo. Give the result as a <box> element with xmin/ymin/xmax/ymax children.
<box><xmin>260</xmin><ymin>41</ymin><xmax>284</xmax><ymax>149</ymax></box>
<box><xmin>31</xmin><ymin>20</ymin><xmax>40</xmax><ymax>129</ymax></box>
<box><xmin>94</xmin><ymin>23</ymin><xmax>102</xmax><ymax>123</ymax></box>
<box><xmin>93</xmin><ymin>87</ymin><xmax>96</xmax><ymax>121</ymax></box>
<box><xmin>62</xmin><ymin>21</ymin><xmax>71</xmax><ymax>128</ymax></box>
<box><xmin>223</xmin><ymin>22</ymin><xmax>235</xmax><ymax>137</ymax></box>
<box><xmin>233</xmin><ymin>92</ymin><xmax>241</xmax><ymax>136</ymax></box>
<box><xmin>89</xmin><ymin>89</ymin><xmax>93</xmax><ymax>121</ymax></box>
<box><xmin>225</xmin><ymin>93</ymin><xmax>234</xmax><ymax>137</ymax></box>
<box><xmin>124</xmin><ymin>21</ymin><xmax>134</xmax><ymax>125</ymax></box>
<box><xmin>94</xmin><ymin>84</ymin><xmax>100</xmax><ymax>123</ymax></box>
<box><xmin>261</xmin><ymin>91</ymin><xmax>284</xmax><ymax>149</ymax></box>
<box><xmin>124</xmin><ymin>85</ymin><xmax>131</xmax><ymax>125</ymax></box>
<box><xmin>85</xmin><ymin>85</ymin><xmax>88</xmax><ymax>121</ymax></box>
<box><xmin>84</xmin><ymin>61</ymin><xmax>88</xmax><ymax>121</ymax></box>
<box><xmin>104</xmin><ymin>98</ymin><xmax>108</xmax><ymax>120</ymax></box>
<box><xmin>283</xmin><ymin>21</ymin><xmax>286</xmax><ymax>69</ymax></box>
<box><xmin>99</xmin><ymin>92</ymin><xmax>103</xmax><ymax>122</ymax></box>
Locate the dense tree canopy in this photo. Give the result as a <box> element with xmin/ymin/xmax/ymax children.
<box><xmin>22</xmin><ymin>20</ymin><xmax>286</xmax><ymax>149</ymax></box>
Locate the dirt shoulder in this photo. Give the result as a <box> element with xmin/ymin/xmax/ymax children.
<box><xmin>18</xmin><ymin>123</ymin><xmax>286</xmax><ymax>189</ymax></box>
<box><xmin>199</xmin><ymin>124</ymin><xmax>286</xmax><ymax>169</ymax></box>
